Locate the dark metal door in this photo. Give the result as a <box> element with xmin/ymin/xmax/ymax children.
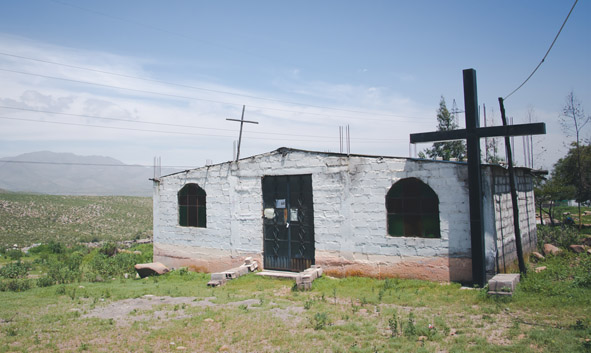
<box><xmin>262</xmin><ymin>175</ymin><xmax>314</xmax><ymax>272</ymax></box>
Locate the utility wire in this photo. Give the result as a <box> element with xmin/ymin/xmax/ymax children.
<box><xmin>0</xmin><ymin>106</ymin><xmax>404</xmax><ymax>142</ymax></box>
<box><xmin>0</xmin><ymin>116</ymin><xmax>404</xmax><ymax>143</ymax></box>
<box><xmin>0</xmin><ymin>51</ymin><xmax>427</xmax><ymax>121</ymax></box>
<box><xmin>0</xmin><ymin>160</ymin><xmax>191</xmax><ymax>169</ymax></box>
<box><xmin>1</xmin><ymin>67</ymin><xmax>425</xmax><ymax>123</ymax></box>
<box><xmin>503</xmin><ymin>0</ymin><xmax>578</xmax><ymax>100</ymax></box>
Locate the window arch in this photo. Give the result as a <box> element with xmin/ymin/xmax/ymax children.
<box><xmin>178</xmin><ymin>183</ymin><xmax>206</xmax><ymax>228</ymax></box>
<box><xmin>386</xmin><ymin>178</ymin><xmax>440</xmax><ymax>238</ymax></box>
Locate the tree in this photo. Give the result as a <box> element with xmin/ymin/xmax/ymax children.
<box><xmin>419</xmin><ymin>97</ymin><xmax>467</xmax><ymax>161</ymax></box>
<box><xmin>552</xmin><ymin>142</ymin><xmax>591</xmax><ymax>205</ymax></box>
<box><xmin>534</xmin><ymin>176</ymin><xmax>576</xmax><ymax>226</ymax></box>
<box><xmin>559</xmin><ymin>92</ymin><xmax>590</xmax><ymax>228</ymax></box>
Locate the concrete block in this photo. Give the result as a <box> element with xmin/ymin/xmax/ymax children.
<box><xmin>488</xmin><ymin>273</ymin><xmax>520</xmax><ymax>295</ymax></box>
<box><xmin>210</xmin><ymin>273</ymin><xmax>225</xmax><ymax>281</ymax></box>
<box><xmin>244</xmin><ymin>257</ymin><xmax>253</xmax><ymax>265</ymax></box>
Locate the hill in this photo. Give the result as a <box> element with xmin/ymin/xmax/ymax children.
<box><xmin>0</xmin><ymin>151</ymin><xmax>164</xmax><ymax>196</ymax></box>
<box><xmin>0</xmin><ymin>192</ymin><xmax>152</xmax><ymax>248</ymax></box>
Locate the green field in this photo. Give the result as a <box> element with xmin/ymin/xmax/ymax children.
<box><xmin>0</xmin><ymin>192</ymin><xmax>152</xmax><ymax>248</ymax></box>
<box><xmin>0</xmin><ymin>193</ymin><xmax>590</xmax><ymax>352</ymax></box>
<box><xmin>0</xmin><ymin>253</ymin><xmax>590</xmax><ymax>352</ymax></box>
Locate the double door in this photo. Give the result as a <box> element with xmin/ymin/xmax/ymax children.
<box><xmin>262</xmin><ymin>175</ymin><xmax>315</xmax><ymax>272</ymax></box>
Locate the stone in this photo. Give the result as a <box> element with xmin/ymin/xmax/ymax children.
<box><xmin>204</xmin><ymin>318</ymin><xmax>214</xmax><ymax>322</ymax></box>
<box><xmin>543</xmin><ymin>244</ymin><xmax>562</xmax><ymax>256</ymax></box>
<box><xmin>569</xmin><ymin>245</ymin><xmax>586</xmax><ymax>254</ymax></box>
<box><xmin>134</xmin><ymin>262</ymin><xmax>170</xmax><ymax>278</ymax></box>
<box><xmin>581</xmin><ymin>237</ymin><xmax>591</xmax><ymax>247</ymax></box>
<box><xmin>244</xmin><ymin>257</ymin><xmax>253</xmax><ymax>265</ymax></box>
<box><xmin>531</xmin><ymin>252</ymin><xmax>545</xmax><ymax>261</ymax></box>
<box><xmin>535</xmin><ymin>266</ymin><xmax>547</xmax><ymax>273</ymax></box>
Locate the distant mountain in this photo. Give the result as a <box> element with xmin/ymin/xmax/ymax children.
<box><xmin>0</xmin><ymin>151</ymin><xmax>179</xmax><ymax>196</ymax></box>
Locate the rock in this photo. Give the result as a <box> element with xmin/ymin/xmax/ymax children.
<box><xmin>588</xmin><ymin>249</ymin><xmax>591</xmax><ymax>255</ymax></box>
<box><xmin>204</xmin><ymin>318</ymin><xmax>214</xmax><ymax>322</ymax></box>
<box><xmin>543</xmin><ymin>244</ymin><xmax>562</xmax><ymax>256</ymax></box>
<box><xmin>218</xmin><ymin>345</ymin><xmax>230</xmax><ymax>351</ymax></box>
<box><xmin>535</xmin><ymin>266</ymin><xmax>547</xmax><ymax>273</ymax></box>
<box><xmin>569</xmin><ymin>245</ymin><xmax>586</xmax><ymax>254</ymax></box>
<box><xmin>531</xmin><ymin>252</ymin><xmax>545</xmax><ymax>261</ymax></box>
<box><xmin>418</xmin><ymin>336</ymin><xmax>428</xmax><ymax>341</ymax></box>
<box><xmin>134</xmin><ymin>262</ymin><xmax>170</xmax><ymax>278</ymax></box>
<box><xmin>581</xmin><ymin>237</ymin><xmax>591</xmax><ymax>247</ymax></box>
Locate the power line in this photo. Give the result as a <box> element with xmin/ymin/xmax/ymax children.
<box><xmin>0</xmin><ymin>159</ymin><xmax>191</xmax><ymax>169</ymax></box>
<box><xmin>0</xmin><ymin>51</ymin><xmax>428</xmax><ymax>121</ymax></box>
<box><xmin>0</xmin><ymin>116</ymin><xmax>405</xmax><ymax>143</ymax></box>
<box><xmin>0</xmin><ymin>105</ymin><xmax>405</xmax><ymax>142</ymax></box>
<box><xmin>503</xmin><ymin>0</ymin><xmax>579</xmax><ymax>100</ymax></box>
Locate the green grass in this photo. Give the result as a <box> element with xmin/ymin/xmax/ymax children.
<box><xmin>1</xmin><ymin>194</ymin><xmax>590</xmax><ymax>351</ymax></box>
<box><xmin>1</xmin><ymin>249</ymin><xmax>590</xmax><ymax>352</ymax></box>
<box><xmin>0</xmin><ymin>192</ymin><xmax>152</xmax><ymax>248</ymax></box>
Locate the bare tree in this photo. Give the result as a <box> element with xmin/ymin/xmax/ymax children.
<box><xmin>559</xmin><ymin>91</ymin><xmax>590</xmax><ymax>229</ymax></box>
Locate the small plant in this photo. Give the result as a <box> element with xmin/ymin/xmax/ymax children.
<box><xmin>404</xmin><ymin>311</ymin><xmax>417</xmax><ymax>337</ymax></box>
<box><xmin>304</xmin><ymin>299</ymin><xmax>314</xmax><ymax>310</ymax></box>
<box><xmin>238</xmin><ymin>304</ymin><xmax>248</xmax><ymax>312</ymax></box>
<box><xmin>388</xmin><ymin>311</ymin><xmax>399</xmax><ymax>337</ymax></box>
<box><xmin>312</xmin><ymin>312</ymin><xmax>330</xmax><ymax>330</ymax></box>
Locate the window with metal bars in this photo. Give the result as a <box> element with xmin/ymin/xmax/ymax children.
<box><xmin>178</xmin><ymin>183</ymin><xmax>206</xmax><ymax>228</ymax></box>
<box><xmin>386</xmin><ymin>178</ymin><xmax>440</xmax><ymax>238</ymax></box>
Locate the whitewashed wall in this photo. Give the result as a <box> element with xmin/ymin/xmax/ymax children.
<box><xmin>153</xmin><ymin>148</ymin><xmax>473</xmax><ymax>281</ymax></box>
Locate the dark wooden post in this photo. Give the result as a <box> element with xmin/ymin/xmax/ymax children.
<box><xmin>463</xmin><ymin>69</ymin><xmax>486</xmax><ymax>287</ymax></box>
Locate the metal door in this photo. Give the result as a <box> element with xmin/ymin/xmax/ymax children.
<box><xmin>262</xmin><ymin>174</ymin><xmax>314</xmax><ymax>272</ymax></box>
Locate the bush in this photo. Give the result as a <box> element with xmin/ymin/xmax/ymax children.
<box><xmin>37</xmin><ymin>276</ymin><xmax>55</xmax><ymax>288</ymax></box>
<box><xmin>99</xmin><ymin>242</ymin><xmax>118</xmax><ymax>257</ymax></box>
<box><xmin>0</xmin><ymin>279</ymin><xmax>32</xmax><ymax>292</ymax></box>
<box><xmin>0</xmin><ymin>261</ymin><xmax>30</xmax><ymax>279</ymax></box>
<box><xmin>537</xmin><ymin>225</ymin><xmax>581</xmax><ymax>250</ymax></box>
<box><xmin>87</xmin><ymin>252</ymin><xmax>139</xmax><ymax>279</ymax></box>
<box><xmin>5</xmin><ymin>249</ymin><xmax>24</xmax><ymax>261</ymax></box>
<box><xmin>573</xmin><ymin>255</ymin><xmax>591</xmax><ymax>288</ymax></box>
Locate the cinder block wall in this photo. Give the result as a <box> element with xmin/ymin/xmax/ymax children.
<box><xmin>153</xmin><ymin>149</ymin><xmax>473</xmax><ymax>281</ymax></box>
<box><xmin>482</xmin><ymin>166</ymin><xmax>537</xmax><ymax>276</ymax></box>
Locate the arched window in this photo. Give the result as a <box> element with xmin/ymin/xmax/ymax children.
<box><xmin>386</xmin><ymin>178</ymin><xmax>440</xmax><ymax>238</ymax></box>
<box><xmin>178</xmin><ymin>183</ymin><xmax>206</xmax><ymax>228</ymax></box>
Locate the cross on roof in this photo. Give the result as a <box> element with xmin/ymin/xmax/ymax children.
<box><xmin>410</xmin><ymin>69</ymin><xmax>546</xmax><ymax>287</ymax></box>
<box><xmin>226</xmin><ymin>105</ymin><xmax>258</xmax><ymax>161</ymax></box>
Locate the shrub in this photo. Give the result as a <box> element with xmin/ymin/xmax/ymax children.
<box><xmin>5</xmin><ymin>249</ymin><xmax>24</xmax><ymax>261</ymax></box>
<box><xmin>537</xmin><ymin>225</ymin><xmax>581</xmax><ymax>250</ymax></box>
<box><xmin>0</xmin><ymin>261</ymin><xmax>30</xmax><ymax>279</ymax></box>
<box><xmin>0</xmin><ymin>279</ymin><xmax>32</xmax><ymax>292</ymax></box>
<box><xmin>573</xmin><ymin>255</ymin><xmax>591</xmax><ymax>288</ymax></box>
<box><xmin>37</xmin><ymin>276</ymin><xmax>55</xmax><ymax>287</ymax></box>
<box><xmin>99</xmin><ymin>242</ymin><xmax>118</xmax><ymax>257</ymax></box>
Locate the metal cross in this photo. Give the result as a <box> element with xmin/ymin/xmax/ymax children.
<box><xmin>226</xmin><ymin>105</ymin><xmax>258</xmax><ymax>161</ymax></box>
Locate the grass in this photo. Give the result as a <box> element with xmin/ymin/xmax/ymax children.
<box><xmin>0</xmin><ymin>193</ymin><xmax>590</xmax><ymax>351</ymax></box>
<box><xmin>0</xmin><ymin>192</ymin><xmax>152</xmax><ymax>248</ymax></box>
<box><xmin>0</xmin><ymin>250</ymin><xmax>590</xmax><ymax>352</ymax></box>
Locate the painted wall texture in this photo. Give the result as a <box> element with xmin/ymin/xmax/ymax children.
<box><xmin>153</xmin><ymin>148</ymin><xmax>536</xmax><ymax>283</ymax></box>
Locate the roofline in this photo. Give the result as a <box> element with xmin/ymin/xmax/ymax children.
<box><xmin>155</xmin><ymin>146</ymin><xmax>535</xmax><ymax>179</ymax></box>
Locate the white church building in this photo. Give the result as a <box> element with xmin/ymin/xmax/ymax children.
<box><xmin>152</xmin><ymin>147</ymin><xmax>537</xmax><ymax>283</ymax></box>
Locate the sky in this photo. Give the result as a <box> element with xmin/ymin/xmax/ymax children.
<box><xmin>0</xmin><ymin>0</ymin><xmax>589</xmax><ymax>171</ymax></box>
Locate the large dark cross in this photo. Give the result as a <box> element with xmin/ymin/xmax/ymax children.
<box><xmin>410</xmin><ymin>69</ymin><xmax>546</xmax><ymax>287</ymax></box>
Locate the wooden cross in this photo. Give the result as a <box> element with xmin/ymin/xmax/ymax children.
<box><xmin>226</xmin><ymin>105</ymin><xmax>258</xmax><ymax>161</ymax></box>
<box><xmin>410</xmin><ymin>69</ymin><xmax>546</xmax><ymax>287</ymax></box>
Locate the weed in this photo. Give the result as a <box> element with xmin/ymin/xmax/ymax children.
<box><xmin>404</xmin><ymin>311</ymin><xmax>416</xmax><ymax>337</ymax></box>
<box><xmin>312</xmin><ymin>312</ymin><xmax>330</xmax><ymax>330</ymax></box>
<box><xmin>304</xmin><ymin>299</ymin><xmax>314</xmax><ymax>310</ymax></box>
<box><xmin>238</xmin><ymin>304</ymin><xmax>248</xmax><ymax>312</ymax></box>
<box><xmin>388</xmin><ymin>311</ymin><xmax>399</xmax><ymax>337</ymax></box>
